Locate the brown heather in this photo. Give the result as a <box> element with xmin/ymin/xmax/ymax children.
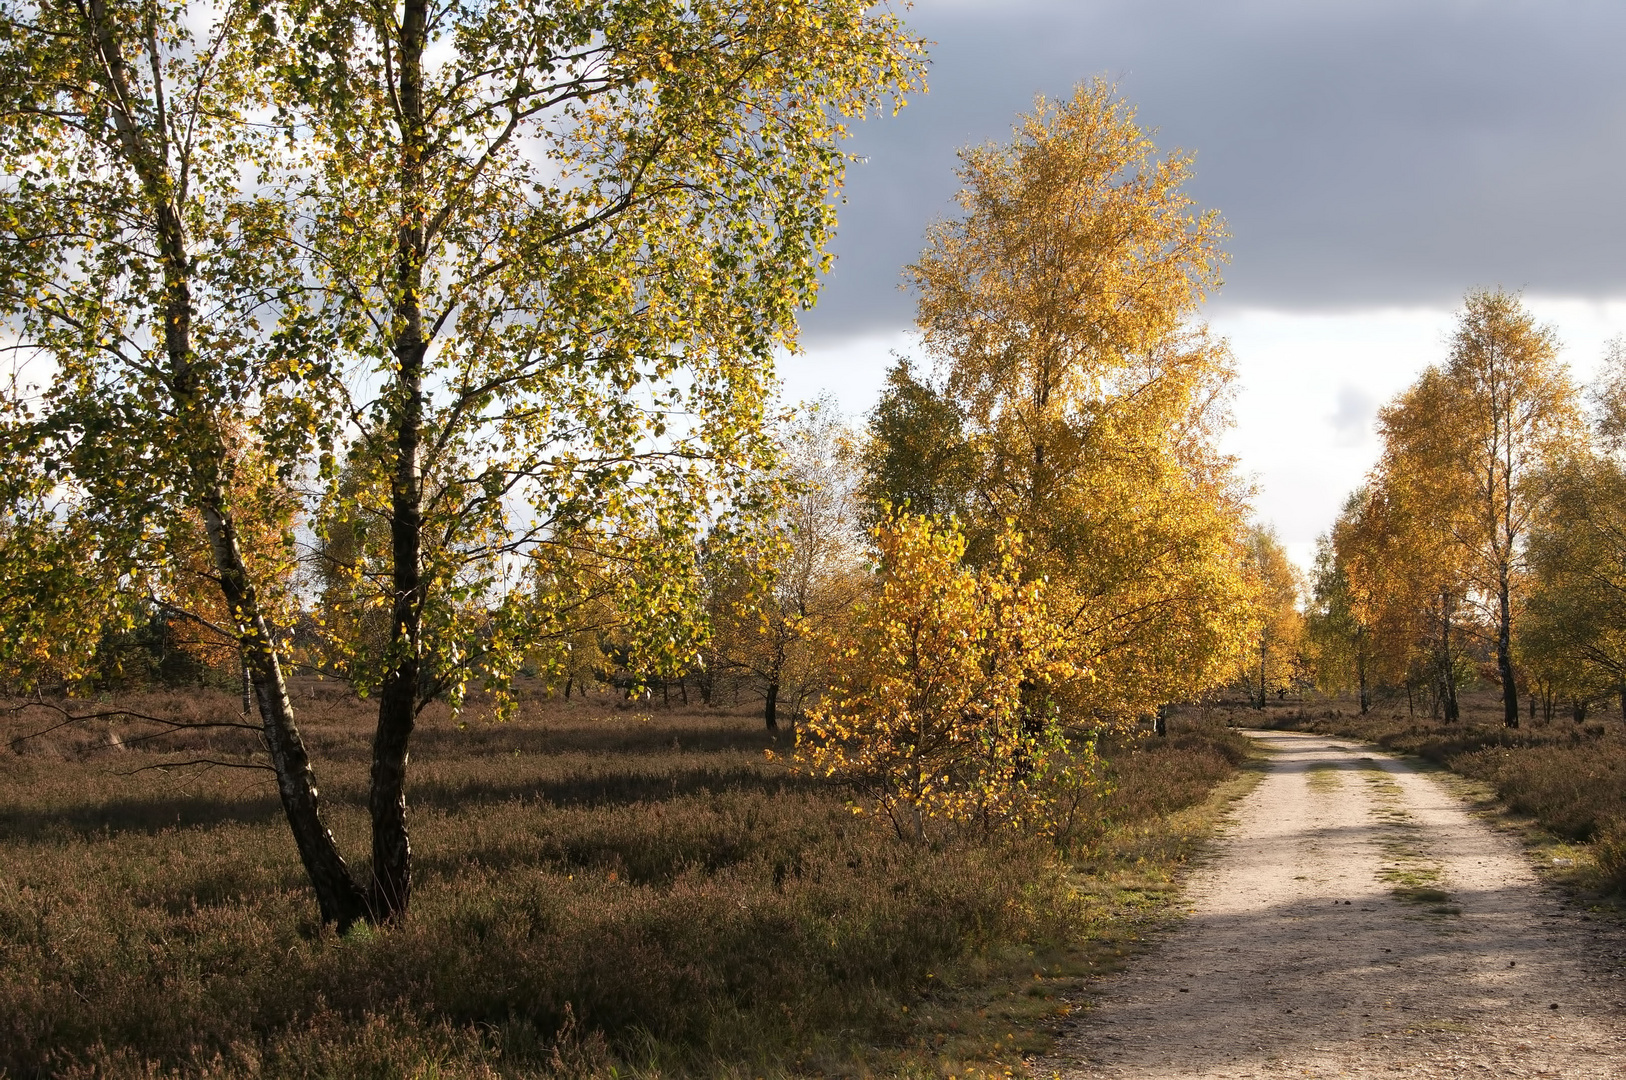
<box><xmin>0</xmin><ymin>690</ymin><xmax>1250</xmax><ymax>1079</ymax></box>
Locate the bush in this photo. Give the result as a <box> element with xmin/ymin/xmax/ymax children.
<box><xmin>796</xmin><ymin>514</ymin><xmax>1083</xmax><ymax>843</ymax></box>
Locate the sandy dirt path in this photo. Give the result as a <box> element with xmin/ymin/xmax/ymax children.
<box><xmin>1045</xmin><ymin>730</ymin><xmax>1626</xmax><ymax>1079</ymax></box>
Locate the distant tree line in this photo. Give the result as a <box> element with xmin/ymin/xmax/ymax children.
<box><xmin>1305</xmin><ymin>290</ymin><xmax>1626</xmax><ymax>728</ymax></box>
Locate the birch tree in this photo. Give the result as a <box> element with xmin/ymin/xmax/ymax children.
<box><xmin>0</xmin><ymin>0</ymin><xmax>924</xmax><ymax>926</ymax></box>
<box><xmin>0</xmin><ymin>0</ymin><xmax>375</xmax><ymax>923</ymax></box>
<box><xmin>1241</xmin><ymin>525</ymin><xmax>1302</xmax><ymax>708</ymax></box>
<box><xmin>1372</xmin><ymin>292</ymin><xmax>1580</xmax><ymax>727</ymax></box>
<box><xmin>1520</xmin><ymin>346</ymin><xmax>1626</xmax><ymax>719</ymax></box>
<box><xmin>908</xmin><ymin>81</ymin><xmax>1255</xmax><ymax>725</ymax></box>
<box><xmin>1305</xmin><ymin>495</ymin><xmax>1376</xmax><ymax>712</ymax></box>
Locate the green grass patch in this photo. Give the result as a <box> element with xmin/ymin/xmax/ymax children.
<box><xmin>1306</xmin><ymin>761</ymin><xmax>1342</xmax><ymax>792</ymax></box>
<box><xmin>1392</xmin><ymin>885</ymin><xmax>1450</xmax><ymax>904</ymax></box>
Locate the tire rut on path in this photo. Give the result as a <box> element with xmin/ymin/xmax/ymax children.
<box><xmin>1043</xmin><ymin>729</ymin><xmax>1626</xmax><ymax>1079</ymax></box>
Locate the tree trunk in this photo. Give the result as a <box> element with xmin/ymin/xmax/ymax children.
<box><xmin>764</xmin><ymin>680</ymin><xmax>779</xmax><ymax>730</ymax></box>
<box><xmin>202</xmin><ymin>495</ymin><xmax>369</xmax><ymax>929</ymax></box>
<box><xmin>1256</xmin><ymin>640</ymin><xmax>1267</xmax><ymax>710</ymax></box>
<box><xmin>369</xmin><ymin>0</ymin><xmax>431</xmax><ymax>924</ymax></box>
<box><xmin>82</xmin><ymin>0</ymin><xmax>368</xmax><ymax>929</ymax></box>
<box><xmin>1497</xmin><ymin>571</ymin><xmax>1519</xmax><ymax>728</ymax></box>
<box><xmin>1440</xmin><ymin>597</ymin><xmax>1459</xmax><ymax>723</ymax></box>
<box><xmin>370</xmin><ymin>669</ymin><xmax>417</xmax><ymax>921</ymax></box>
<box><xmin>1357</xmin><ymin>650</ymin><xmax>1370</xmax><ymax>715</ymax></box>
<box><xmin>1154</xmin><ymin>704</ymin><xmax>1168</xmax><ymax>738</ymax></box>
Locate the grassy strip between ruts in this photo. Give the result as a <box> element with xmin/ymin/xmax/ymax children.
<box><xmin>1245</xmin><ymin>691</ymin><xmax>1626</xmax><ymax>907</ymax></box>
<box><xmin>0</xmin><ymin>692</ymin><xmax>1256</xmax><ymax>1080</ymax></box>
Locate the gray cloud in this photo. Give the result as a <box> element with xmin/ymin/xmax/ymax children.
<box><xmin>1328</xmin><ymin>384</ymin><xmax>1377</xmax><ymax>447</ymax></box>
<box><xmin>803</xmin><ymin>0</ymin><xmax>1626</xmax><ymax>343</ymax></box>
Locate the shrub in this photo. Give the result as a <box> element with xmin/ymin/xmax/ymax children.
<box><xmin>794</xmin><ymin>513</ymin><xmax>1086</xmax><ymax>843</ymax></box>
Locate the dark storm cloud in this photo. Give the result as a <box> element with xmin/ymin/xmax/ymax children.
<box><xmin>803</xmin><ymin>0</ymin><xmax>1626</xmax><ymax>342</ymax></box>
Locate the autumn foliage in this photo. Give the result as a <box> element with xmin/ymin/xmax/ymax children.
<box><xmin>888</xmin><ymin>81</ymin><xmax>1259</xmax><ymax>728</ymax></box>
<box><xmin>794</xmin><ymin>513</ymin><xmax>1085</xmax><ymax>842</ymax></box>
<box><xmin>1311</xmin><ymin>290</ymin><xmax>1592</xmax><ymax>725</ymax></box>
<box><xmin>0</xmin><ymin>13</ymin><xmax>1270</xmax><ymax>995</ymax></box>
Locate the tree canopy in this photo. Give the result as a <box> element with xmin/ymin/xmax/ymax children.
<box><xmin>893</xmin><ymin>81</ymin><xmax>1256</xmax><ymax>725</ymax></box>
<box><xmin>0</xmin><ymin>0</ymin><xmax>925</xmax><ymax>925</ymax></box>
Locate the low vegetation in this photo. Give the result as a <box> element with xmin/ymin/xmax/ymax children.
<box><xmin>0</xmin><ymin>690</ymin><xmax>1251</xmax><ymax>1079</ymax></box>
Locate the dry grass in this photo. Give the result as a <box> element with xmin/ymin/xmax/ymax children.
<box><xmin>0</xmin><ymin>688</ymin><xmax>1252</xmax><ymax>1079</ymax></box>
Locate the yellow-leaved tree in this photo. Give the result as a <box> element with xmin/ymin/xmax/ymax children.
<box><xmin>1240</xmin><ymin>526</ymin><xmax>1304</xmax><ymax>708</ymax></box>
<box><xmin>904</xmin><ymin>80</ymin><xmax>1256</xmax><ymax>727</ymax></box>
<box><xmin>795</xmin><ymin>513</ymin><xmax>1083</xmax><ymax>843</ymax></box>
<box><xmin>1304</xmin><ymin>493</ymin><xmax>1377</xmax><ymax>713</ymax></box>
<box><xmin>1340</xmin><ymin>445</ymin><xmax>1479</xmax><ymax>720</ymax></box>
<box><xmin>1519</xmin><ymin>342</ymin><xmax>1626</xmax><ymax>721</ymax></box>
<box><xmin>1360</xmin><ymin>292</ymin><xmax>1581</xmax><ymax>726</ymax></box>
<box><xmin>710</xmin><ymin>402</ymin><xmax>867</xmax><ymax>728</ymax></box>
<box><xmin>1521</xmin><ymin>457</ymin><xmax>1626</xmax><ymax>721</ymax></box>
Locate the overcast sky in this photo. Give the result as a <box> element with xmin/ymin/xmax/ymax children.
<box><xmin>784</xmin><ymin>0</ymin><xmax>1626</xmax><ymax>568</ymax></box>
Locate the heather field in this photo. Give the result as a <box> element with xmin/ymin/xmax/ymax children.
<box><xmin>0</xmin><ymin>690</ymin><xmax>1253</xmax><ymax>1079</ymax></box>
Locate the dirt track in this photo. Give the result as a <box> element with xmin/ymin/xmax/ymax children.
<box><xmin>1046</xmin><ymin>730</ymin><xmax>1626</xmax><ymax>1079</ymax></box>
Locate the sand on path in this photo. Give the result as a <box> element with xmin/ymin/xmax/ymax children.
<box><xmin>1045</xmin><ymin>729</ymin><xmax>1626</xmax><ymax>1079</ymax></box>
